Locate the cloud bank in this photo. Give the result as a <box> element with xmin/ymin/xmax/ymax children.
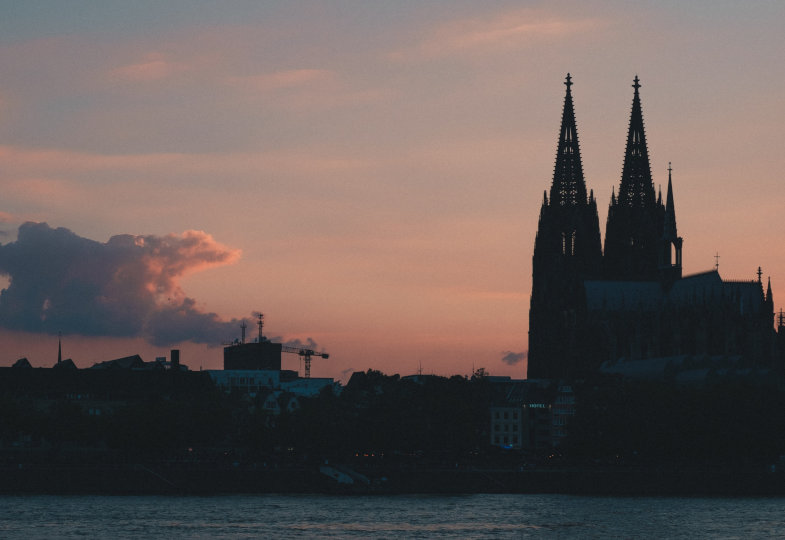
<box><xmin>0</xmin><ymin>222</ymin><xmax>243</xmax><ymax>346</ymax></box>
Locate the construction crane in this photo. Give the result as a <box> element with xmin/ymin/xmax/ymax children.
<box><xmin>281</xmin><ymin>346</ymin><xmax>329</xmax><ymax>379</ymax></box>
<box><xmin>252</xmin><ymin>313</ymin><xmax>329</xmax><ymax>378</ymax></box>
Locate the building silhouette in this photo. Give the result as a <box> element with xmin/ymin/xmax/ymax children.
<box><xmin>528</xmin><ymin>74</ymin><xmax>602</xmax><ymax>380</ymax></box>
<box><xmin>224</xmin><ymin>341</ymin><xmax>283</xmax><ymax>371</ymax></box>
<box><xmin>528</xmin><ymin>75</ymin><xmax>778</xmax><ymax>380</ymax></box>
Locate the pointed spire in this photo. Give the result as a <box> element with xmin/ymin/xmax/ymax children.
<box><xmin>550</xmin><ymin>73</ymin><xmax>588</xmax><ymax>207</ymax></box>
<box><xmin>617</xmin><ymin>75</ymin><xmax>655</xmax><ymax>208</ymax></box>
<box><xmin>766</xmin><ymin>277</ymin><xmax>775</xmax><ymax>318</ymax></box>
<box><xmin>663</xmin><ymin>162</ymin><xmax>677</xmax><ymax>239</ymax></box>
<box><xmin>603</xmin><ymin>76</ymin><xmax>667</xmax><ymax>281</ymax></box>
<box><xmin>529</xmin><ymin>74</ymin><xmax>603</xmax><ymax>379</ymax></box>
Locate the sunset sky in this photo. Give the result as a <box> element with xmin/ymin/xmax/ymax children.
<box><xmin>0</xmin><ymin>1</ymin><xmax>783</xmax><ymax>381</ymax></box>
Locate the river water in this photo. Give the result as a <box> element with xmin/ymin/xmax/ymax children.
<box><xmin>1</xmin><ymin>494</ymin><xmax>783</xmax><ymax>538</ymax></box>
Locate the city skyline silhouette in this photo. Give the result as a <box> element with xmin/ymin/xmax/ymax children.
<box><xmin>0</xmin><ymin>2</ymin><xmax>783</xmax><ymax>381</ymax></box>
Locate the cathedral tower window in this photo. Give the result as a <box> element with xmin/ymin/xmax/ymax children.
<box><xmin>562</xmin><ymin>231</ymin><xmax>576</xmax><ymax>255</ymax></box>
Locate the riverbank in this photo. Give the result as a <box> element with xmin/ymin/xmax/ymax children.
<box><xmin>2</xmin><ymin>463</ymin><xmax>784</xmax><ymax>496</ymax></box>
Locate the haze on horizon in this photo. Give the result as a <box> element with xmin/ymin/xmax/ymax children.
<box><xmin>0</xmin><ymin>1</ymin><xmax>783</xmax><ymax>382</ymax></box>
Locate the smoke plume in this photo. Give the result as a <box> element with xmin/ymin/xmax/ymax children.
<box><xmin>282</xmin><ymin>337</ymin><xmax>320</xmax><ymax>350</ymax></box>
<box><xmin>0</xmin><ymin>222</ymin><xmax>243</xmax><ymax>346</ymax></box>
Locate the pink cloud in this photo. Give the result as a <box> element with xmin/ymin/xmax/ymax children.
<box><xmin>107</xmin><ymin>52</ymin><xmax>186</xmax><ymax>82</ymax></box>
<box><xmin>0</xmin><ymin>145</ymin><xmax>371</xmax><ymax>199</ymax></box>
<box><xmin>226</xmin><ymin>68</ymin><xmax>390</xmax><ymax>111</ymax></box>
<box><xmin>3</xmin><ymin>176</ymin><xmax>76</xmax><ymax>207</ymax></box>
<box><xmin>390</xmin><ymin>8</ymin><xmax>604</xmax><ymax>61</ymax></box>
<box><xmin>227</xmin><ymin>68</ymin><xmax>335</xmax><ymax>92</ymax></box>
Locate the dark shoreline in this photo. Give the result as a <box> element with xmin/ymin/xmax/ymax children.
<box><xmin>2</xmin><ymin>464</ymin><xmax>784</xmax><ymax>497</ymax></box>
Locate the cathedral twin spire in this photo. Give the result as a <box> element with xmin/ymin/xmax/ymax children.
<box><xmin>533</xmin><ymin>72</ymin><xmax>602</xmax><ymax>270</ymax></box>
<box><xmin>529</xmin><ymin>75</ymin><xmax>778</xmax><ymax>380</ymax></box>
<box><xmin>528</xmin><ymin>73</ymin><xmax>682</xmax><ymax>379</ymax></box>
<box><xmin>532</xmin><ymin>75</ymin><xmax>682</xmax><ymax>312</ymax></box>
<box><xmin>550</xmin><ymin>73</ymin><xmax>588</xmax><ymax>208</ymax></box>
<box><xmin>541</xmin><ymin>72</ymin><xmax>680</xmax><ymax>281</ymax></box>
<box><xmin>616</xmin><ymin>76</ymin><xmax>656</xmax><ymax>209</ymax></box>
<box><xmin>528</xmin><ymin>74</ymin><xmax>602</xmax><ymax>379</ymax></box>
<box><xmin>603</xmin><ymin>74</ymin><xmax>680</xmax><ymax>281</ymax></box>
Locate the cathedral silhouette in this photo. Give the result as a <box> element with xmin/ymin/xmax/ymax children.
<box><xmin>528</xmin><ymin>74</ymin><xmax>779</xmax><ymax>380</ymax></box>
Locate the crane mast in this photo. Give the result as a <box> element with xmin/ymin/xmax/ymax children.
<box><xmin>237</xmin><ymin>313</ymin><xmax>329</xmax><ymax>378</ymax></box>
<box><xmin>280</xmin><ymin>346</ymin><xmax>329</xmax><ymax>378</ymax></box>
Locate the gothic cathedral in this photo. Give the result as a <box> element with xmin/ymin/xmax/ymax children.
<box><xmin>528</xmin><ymin>75</ymin><xmax>778</xmax><ymax>380</ymax></box>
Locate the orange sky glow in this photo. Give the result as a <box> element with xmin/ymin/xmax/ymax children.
<box><xmin>0</xmin><ymin>2</ymin><xmax>783</xmax><ymax>382</ymax></box>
